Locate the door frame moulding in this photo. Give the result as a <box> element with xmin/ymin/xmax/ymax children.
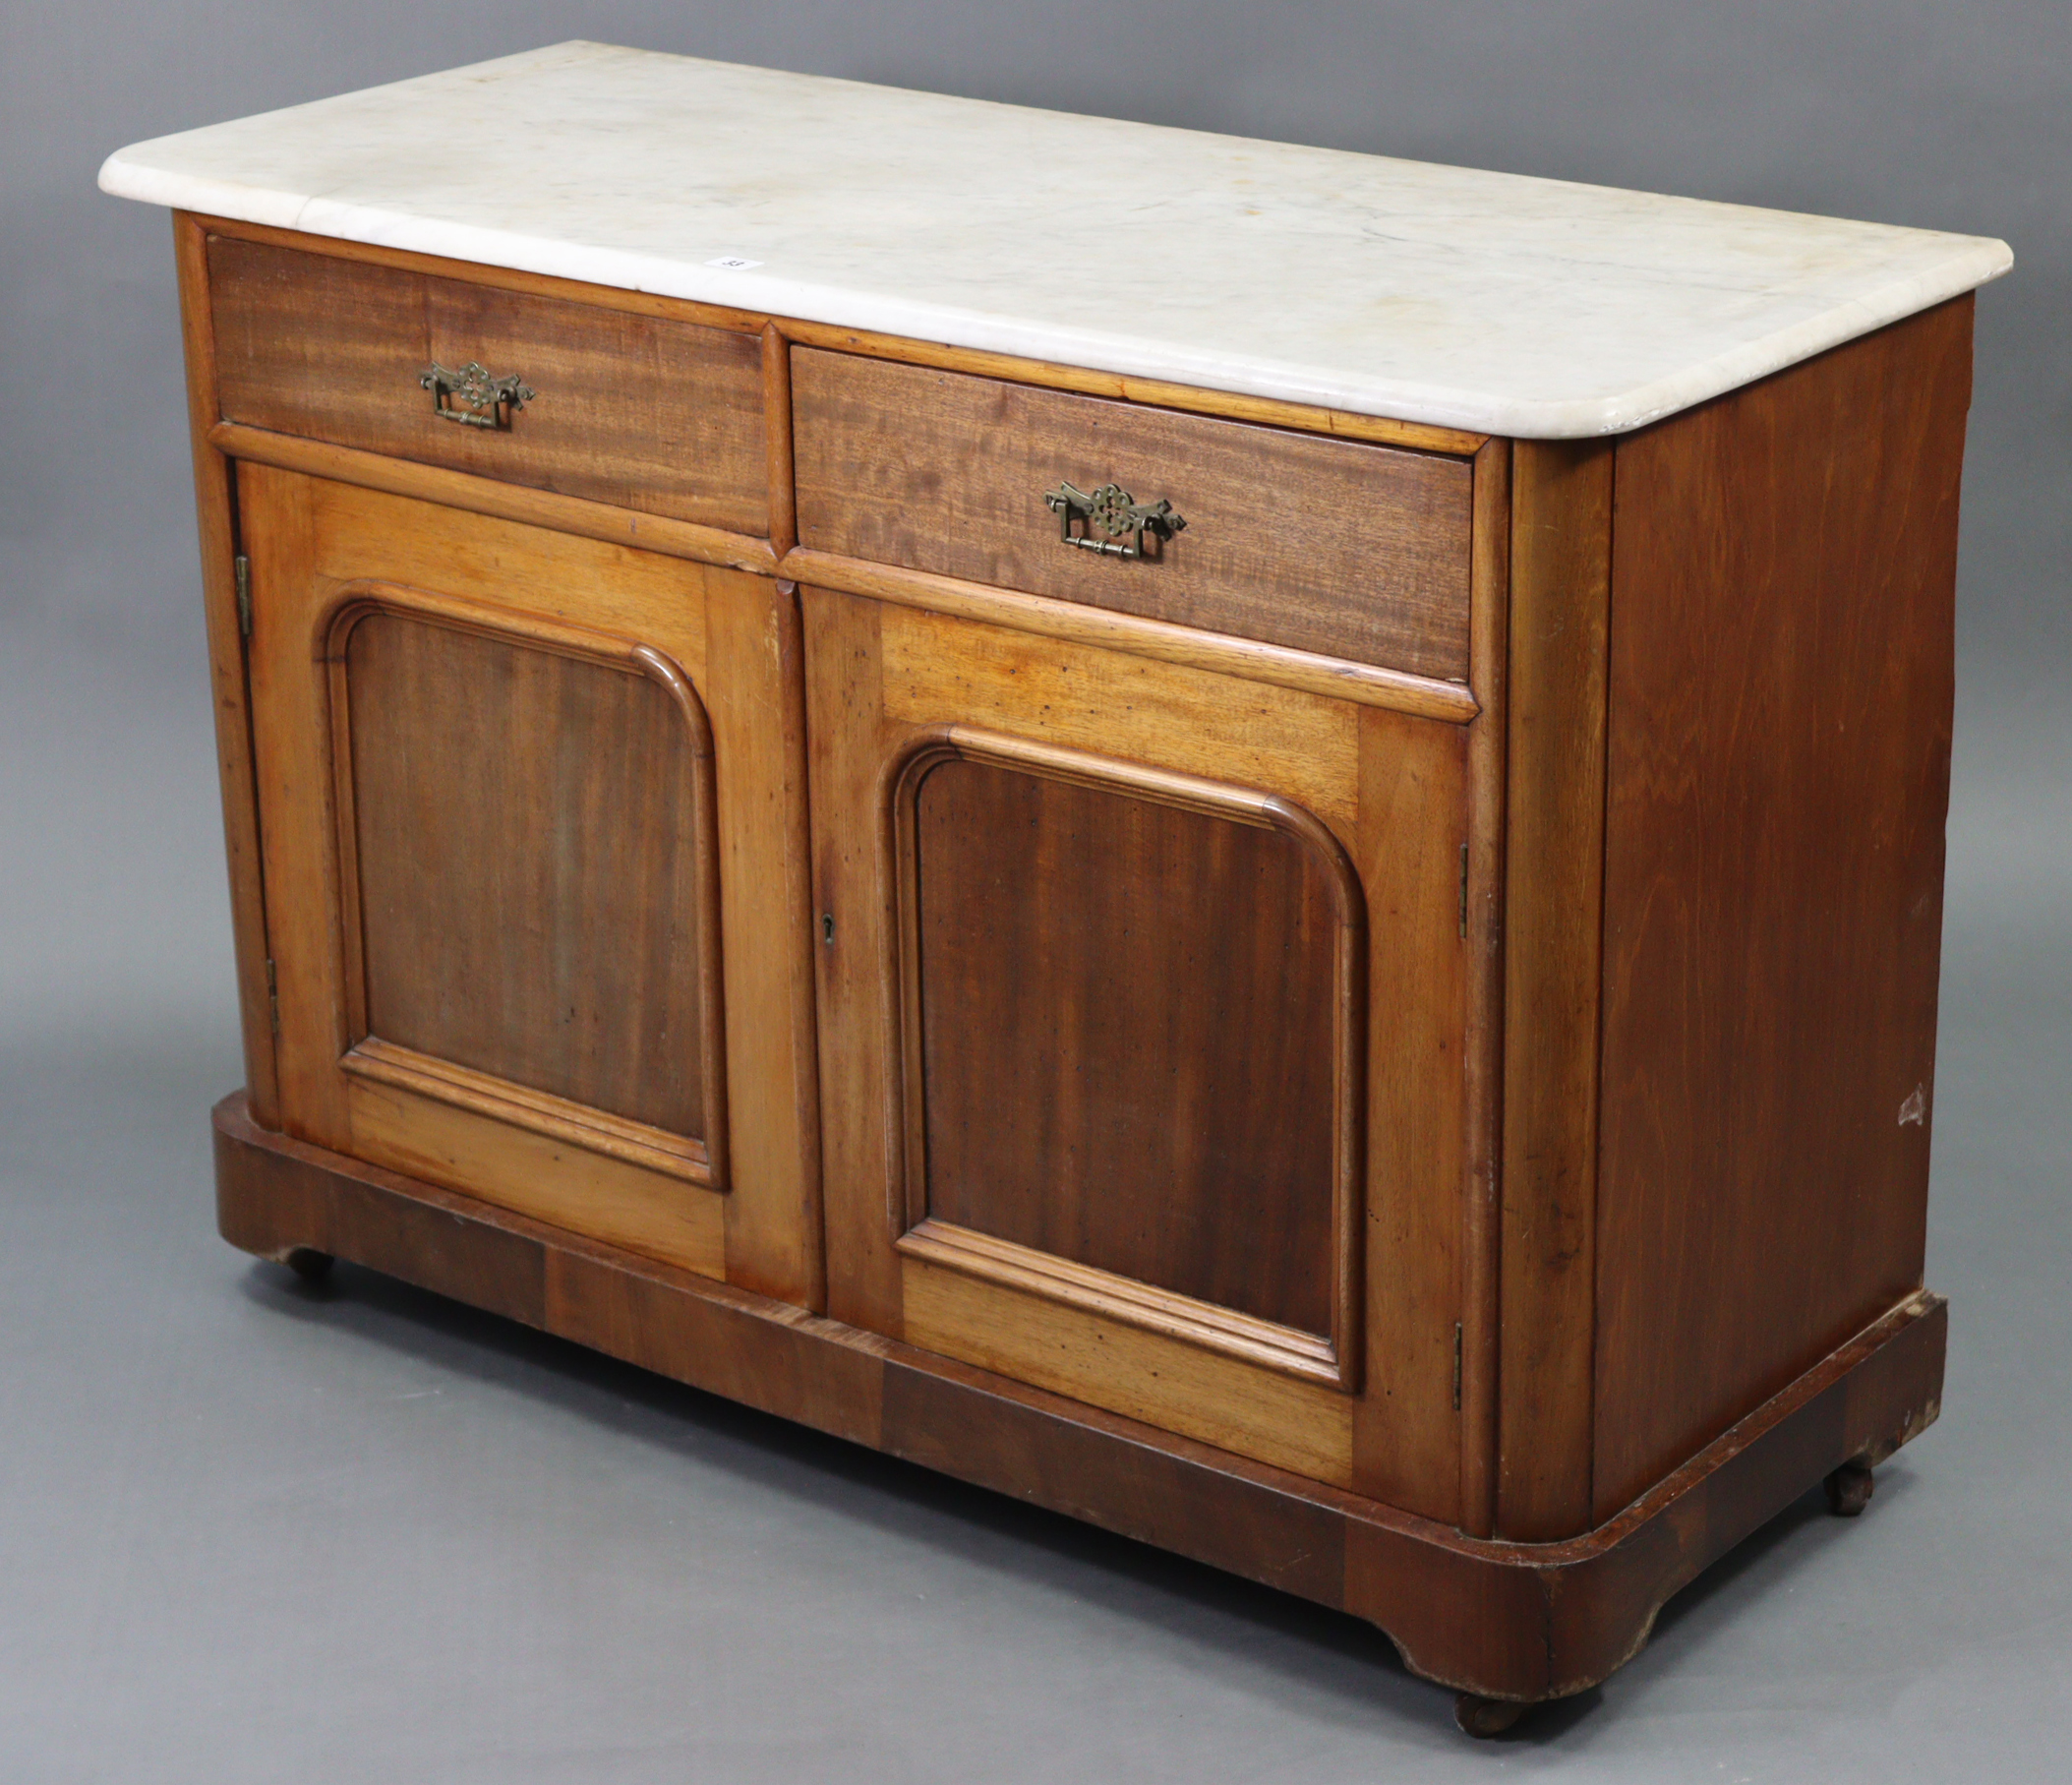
<box><xmin>322</xmin><ymin>579</ymin><xmax>732</xmax><ymax>1190</ymax></box>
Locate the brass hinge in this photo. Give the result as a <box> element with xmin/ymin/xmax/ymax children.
<box><xmin>1457</xmin><ymin>843</ymin><xmax>1469</xmax><ymax>939</ymax></box>
<box><xmin>234</xmin><ymin>554</ymin><xmax>253</xmax><ymax>637</ymax></box>
<box><xmin>266</xmin><ymin>957</ymin><xmax>280</xmax><ymax>1035</ymax></box>
<box><xmin>1452</xmin><ymin>1321</ymin><xmax>1464</xmax><ymax>1411</ymax></box>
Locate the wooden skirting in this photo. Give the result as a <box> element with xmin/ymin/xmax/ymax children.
<box><xmin>213</xmin><ymin>1093</ymin><xmax>1945</xmax><ymax>1704</ymax></box>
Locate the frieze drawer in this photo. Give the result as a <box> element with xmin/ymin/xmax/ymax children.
<box><xmin>792</xmin><ymin>349</ymin><xmax>1475</xmax><ymax>681</ymax></box>
<box><xmin>207</xmin><ymin>234</ymin><xmax>769</xmax><ymax>535</ymax></box>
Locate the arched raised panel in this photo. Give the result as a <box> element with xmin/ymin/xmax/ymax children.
<box><xmin>887</xmin><ymin>727</ymin><xmax>1366</xmax><ymax>1390</ymax></box>
<box><xmin>325</xmin><ymin>584</ymin><xmax>729</xmax><ymax>1189</ymax></box>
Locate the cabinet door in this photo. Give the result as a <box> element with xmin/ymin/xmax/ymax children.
<box><xmin>805</xmin><ymin>589</ymin><xmax>1470</xmax><ymax>1512</ymax></box>
<box><xmin>240</xmin><ymin>464</ymin><xmax>820</xmax><ymax>1302</ymax></box>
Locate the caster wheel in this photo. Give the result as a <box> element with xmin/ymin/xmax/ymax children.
<box><xmin>1825</xmin><ymin>1458</ymin><xmax>1874</xmax><ymax>1517</ymax></box>
<box><xmin>1454</xmin><ymin>1693</ymin><xmax>1528</xmax><ymax>1738</ymax></box>
<box><xmin>282</xmin><ymin>1247</ymin><xmax>334</xmax><ymax>1282</ymax></box>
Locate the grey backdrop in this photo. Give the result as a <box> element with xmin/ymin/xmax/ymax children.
<box><xmin>3</xmin><ymin>4</ymin><xmax>2067</xmax><ymax>1779</ymax></box>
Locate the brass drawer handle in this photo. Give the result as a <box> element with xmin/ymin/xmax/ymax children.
<box><xmin>418</xmin><ymin>360</ymin><xmax>537</xmax><ymax>430</ymax></box>
<box><xmin>1043</xmin><ymin>481</ymin><xmax>1186</xmax><ymax>560</ymax></box>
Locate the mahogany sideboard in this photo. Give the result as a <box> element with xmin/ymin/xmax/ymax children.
<box><xmin>103</xmin><ymin>43</ymin><xmax>2010</xmax><ymax>1735</ymax></box>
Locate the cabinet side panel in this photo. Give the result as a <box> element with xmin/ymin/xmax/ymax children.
<box><xmin>1593</xmin><ymin>298</ymin><xmax>1972</xmax><ymax>1520</ymax></box>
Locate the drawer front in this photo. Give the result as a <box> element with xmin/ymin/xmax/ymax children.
<box><xmin>208</xmin><ymin>235</ymin><xmax>768</xmax><ymax>535</ymax></box>
<box><xmin>794</xmin><ymin>350</ymin><xmax>1473</xmax><ymax>680</ymax></box>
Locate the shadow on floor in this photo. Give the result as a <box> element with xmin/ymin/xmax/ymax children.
<box><xmin>235</xmin><ymin>1247</ymin><xmax>1892</xmax><ymax>1747</ymax></box>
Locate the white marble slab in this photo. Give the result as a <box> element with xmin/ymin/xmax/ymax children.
<box><xmin>100</xmin><ymin>41</ymin><xmax>2010</xmax><ymax>438</ymax></box>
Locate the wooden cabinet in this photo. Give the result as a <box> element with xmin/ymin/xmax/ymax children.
<box><xmin>108</xmin><ymin>52</ymin><xmax>2005</xmax><ymax>1722</ymax></box>
<box><xmin>180</xmin><ymin>214</ymin><xmax>1962</xmax><ymax>1719</ymax></box>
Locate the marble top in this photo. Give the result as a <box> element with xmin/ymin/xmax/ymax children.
<box><xmin>100</xmin><ymin>41</ymin><xmax>2010</xmax><ymax>439</ymax></box>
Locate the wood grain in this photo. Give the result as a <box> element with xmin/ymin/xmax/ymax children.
<box><xmin>897</xmin><ymin>1219</ymin><xmax>1341</xmax><ymax>1382</ymax></box>
<box><xmin>1496</xmin><ymin>439</ymin><xmax>1614</xmax><ymax>1542</ymax></box>
<box><xmin>777</xmin><ymin>318</ymin><xmax>1488</xmax><ymax>455</ymax></box>
<box><xmin>238</xmin><ymin>467</ymin><xmax>818</xmax><ymax>1296</ymax></box>
<box><xmin>801</xmin><ymin>587</ymin><xmax>1487</xmax><ymax>1497</ymax></box>
<box><xmin>762</xmin><ymin>326</ymin><xmax>798</xmax><ymax>557</ymax></box>
<box><xmin>336</xmin><ymin>605</ymin><xmax>718</xmax><ymax>1148</ymax></box>
<box><xmin>342</xmin><ymin>1070</ymin><xmax>726</xmax><ymax>1278</ymax></box>
<box><xmin>342</xmin><ymin>1037</ymin><xmax>708</xmax><ymax>1181</ymax></box>
<box><xmin>211</xmin><ymin>421</ymin><xmax>777</xmax><ymax>574</ymax></box>
<box><xmin>905</xmin><ymin>749</ymin><xmax>1349</xmax><ymax>1338</ymax></box>
<box><xmin>798</xmin><ymin>591</ymin><xmax>904</xmax><ymax>1339</ymax></box>
<box><xmin>900</xmin><ymin>1250</ymin><xmax>1357</xmax><ymax>1486</ymax></box>
<box><xmin>705</xmin><ymin>576</ymin><xmax>827</xmax><ymax>1308</ymax></box>
<box><xmin>176</xmin><ymin>191</ymin><xmax>1970</xmax><ymax>1642</ymax></box>
<box><xmin>1456</xmin><ymin>436</ymin><xmax>1511</xmax><ymax>1539</ymax></box>
<box><xmin>174</xmin><ymin>212</ymin><xmax>281</xmax><ymax>1126</ymax></box>
<box><xmin>794</xmin><ymin>350</ymin><xmax>1474</xmax><ymax>678</ymax></box>
<box><xmin>310</xmin><ymin>584</ymin><xmax>731</xmax><ymax>1195</ymax></box>
<box><xmin>1591</xmin><ymin>299</ymin><xmax>1973</xmax><ymax>1519</ymax></box>
<box><xmin>878</xmin><ymin>603</ymin><xmax>1363</xmax><ymax>835</ymax></box>
<box><xmin>214</xmin><ymin>1091</ymin><xmax>1948</xmax><ymax>1703</ymax></box>
<box><xmin>778</xmin><ymin>548</ymin><xmax>1479</xmax><ymax>722</ymax></box>
<box><xmin>208</xmin><ymin>234</ymin><xmax>768</xmax><ymax>533</ymax></box>
<box><xmin>1350</xmin><ymin>702</ymin><xmax>1471</xmax><ymax>1525</ymax></box>
<box><xmin>240</xmin><ymin>464</ymin><xmax>348</xmax><ymax>1148</ymax></box>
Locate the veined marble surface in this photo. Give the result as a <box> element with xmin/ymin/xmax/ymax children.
<box><xmin>100</xmin><ymin>41</ymin><xmax>2010</xmax><ymax>438</ymax></box>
